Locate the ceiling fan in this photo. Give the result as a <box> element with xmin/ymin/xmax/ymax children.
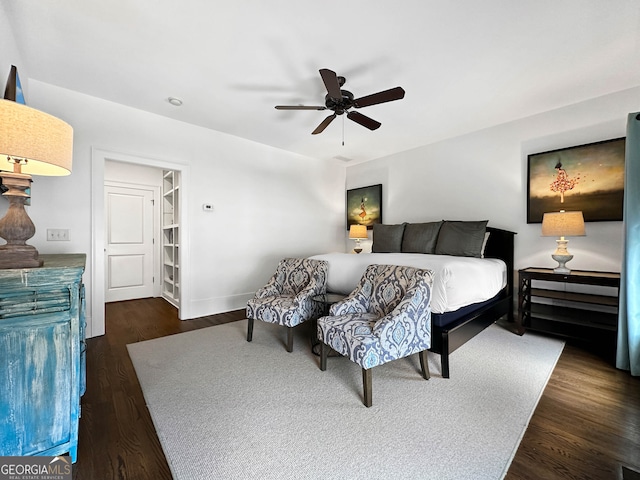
<box><xmin>275</xmin><ymin>68</ymin><xmax>405</xmax><ymax>135</ymax></box>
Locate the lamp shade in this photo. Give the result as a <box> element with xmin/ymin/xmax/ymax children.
<box><xmin>349</xmin><ymin>224</ymin><xmax>368</xmax><ymax>239</ymax></box>
<box><xmin>0</xmin><ymin>99</ymin><xmax>73</xmax><ymax>176</ymax></box>
<box><xmin>541</xmin><ymin>211</ymin><xmax>586</xmax><ymax>237</ymax></box>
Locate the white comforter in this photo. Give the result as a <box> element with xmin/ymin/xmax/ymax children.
<box><xmin>309</xmin><ymin>253</ymin><xmax>507</xmax><ymax>314</ymax></box>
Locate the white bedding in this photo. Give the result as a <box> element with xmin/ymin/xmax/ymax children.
<box><xmin>309</xmin><ymin>252</ymin><xmax>507</xmax><ymax>314</ymax></box>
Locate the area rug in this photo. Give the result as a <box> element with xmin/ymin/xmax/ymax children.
<box><xmin>128</xmin><ymin>320</ymin><xmax>564</xmax><ymax>480</ymax></box>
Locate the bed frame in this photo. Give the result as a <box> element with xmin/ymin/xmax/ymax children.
<box><xmin>428</xmin><ymin>227</ymin><xmax>516</xmax><ymax>378</ymax></box>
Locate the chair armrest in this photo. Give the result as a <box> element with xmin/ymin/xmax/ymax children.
<box><xmin>330</xmin><ymin>287</ymin><xmax>370</xmax><ymax>315</ymax></box>
<box><xmin>293</xmin><ymin>282</ymin><xmax>324</xmax><ymax>304</ymax></box>
<box><xmin>254</xmin><ymin>276</ymin><xmax>283</xmax><ymax>299</ymax></box>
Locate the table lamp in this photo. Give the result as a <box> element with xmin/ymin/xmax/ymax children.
<box><xmin>541</xmin><ymin>210</ymin><xmax>585</xmax><ymax>274</ymax></box>
<box><xmin>349</xmin><ymin>224</ymin><xmax>368</xmax><ymax>253</ymax></box>
<box><xmin>0</xmin><ymin>70</ymin><xmax>73</xmax><ymax>268</ymax></box>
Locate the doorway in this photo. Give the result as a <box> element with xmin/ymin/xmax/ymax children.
<box><xmin>91</xmin><ymin>148</ymin><xmax>191</xmax><ymax>338</ymax></box>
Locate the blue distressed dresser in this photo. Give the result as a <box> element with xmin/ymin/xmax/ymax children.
<box><xmin>0</xmin><ymin>254</ymin><xmax>86</xmax><ymax>462</ymax></box>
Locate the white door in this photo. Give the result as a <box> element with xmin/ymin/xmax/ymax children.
<box><xmin>105</xmin><ymin>184</ymin><xmax>155</xmax><ymax>302</ymax></box>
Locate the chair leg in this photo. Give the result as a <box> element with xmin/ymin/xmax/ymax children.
<box><xmin>286</xmin><ymin>327</ymin><xmax>294</xmax><ymax>352</ymax></box>
<box><xmin>419</xmin><ymin>350</ymin><xmax>430</xmax><ymax>380</ymax></box>
<box><xmin>247</xmin><ymin>318</ymin><xmax>254</xmax><ymax>342</ymax></box>
<box><xmin>362</xmin><ymin>368</ymin><xmax>372</xmax><ymax>408</ymax></box>
<box><xmin>320</xmin><ymin>342</ymin><xmax>328</xmax><ymax>371</ymax></box>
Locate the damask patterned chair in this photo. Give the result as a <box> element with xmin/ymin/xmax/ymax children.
<box><xmin>247</xmin><ymin>258</ymin><xmax>328</xmax><ymax>352</ymax></box>
<box><xmin>317</xmin><ymin>264</ymin><xmax>433</xmax><ymax>407</ymax></box>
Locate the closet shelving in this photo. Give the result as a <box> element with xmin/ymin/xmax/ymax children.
<box><xmin>162</xmin><ymin>170</ymin><xmax>180</xmax><ymax>306</ymax></box>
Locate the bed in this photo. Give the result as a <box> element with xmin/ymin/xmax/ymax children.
<box><xmin>310</xmin><ymin>221</ymin><xmax>516</xmax><ymax>378</ymax></box>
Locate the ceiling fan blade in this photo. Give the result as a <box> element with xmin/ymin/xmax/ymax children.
<box><xmin>347</xmin><ymin>111</ymin><xmax>381</xmax><ymax>131</ymax></box>
<box><xmin>353</xmin><ymin>86</ymin><xmax>405</xmax><ymax>108</ymax></box>
<box><xmin>319</xmin><ymin>68</ymin><xmax>343</xmax><ymax>100</ymax></box>
<box><xmin>275</xmin><ymin>105</ymin><xmax>326</xmax><ymax>110</ymax></box>
<box><xmin>312</xmin><ymin>114</ymin><xmax>337</xmax><ymax>135</ymax></box>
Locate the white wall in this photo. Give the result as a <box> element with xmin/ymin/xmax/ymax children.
<box><xmin>346</xmin><ymin>87</ymin><xmax>640</xmax><ymax>273</ymax></box>
<box><xmin>8</xmin><ymin>81</ymin><xmax>345</xmax><ymax>337</ymax></box>
<box><xmin>0</xmin><ymin>6</ymin><xmax>25</xmax><ymax>96</ymax></box>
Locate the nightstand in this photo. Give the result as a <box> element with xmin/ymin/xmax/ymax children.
<box><xmin>517</xmin><ymin>267</ymin><xmax>620</xmax><ymax>341</ymax></box>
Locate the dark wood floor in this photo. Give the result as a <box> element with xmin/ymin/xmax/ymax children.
<box><xmin>73</xmin><ymin>298</ymin><xmax>640</xmax><ymax>479</ymax></box>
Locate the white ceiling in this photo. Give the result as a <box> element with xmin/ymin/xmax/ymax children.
<box><xmin>4</xmin><ymin>0</ymin><xmax>640</xmax><ymax>163</ymax></box>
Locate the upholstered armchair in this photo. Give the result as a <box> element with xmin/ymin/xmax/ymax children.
<box><xmin>317</xmin><ymin>264</ymin><xmax>433</xmax><ymax>407</ymax></box>
<box><xmin>247</xmin><ymin>258</ymin><xmax>328</xmax><ymax>352</ymax></box>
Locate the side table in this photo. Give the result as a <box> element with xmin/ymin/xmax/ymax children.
<box><xmin>314</xmin><ymin>293</ymin><xmax>347</xmax><ymax>314</ymax></box>
<box><xmin>311</xmin><ymin>293</ymin><xmax>346</xmax><ymax>356</ymax></box>
<box><xmin>517</xmin><ymin>267</ymin><xmax>620</xmax><ymax>341</ymax></box>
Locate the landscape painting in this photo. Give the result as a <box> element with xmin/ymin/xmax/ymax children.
<box><xmin>527</xmin><ymin>138</ymin><xmax>625</xmax><ymax>223</ymax></box>
<box><xmin>346</xmin><ymin>184</ymin><xmax>382</xmax><ymax>229</ymax></box>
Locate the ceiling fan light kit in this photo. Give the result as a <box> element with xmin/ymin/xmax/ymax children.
<box><xmin>275</xmin><ymin>68</ymin><xmax>405</xmax><ymax>135</ymax></box>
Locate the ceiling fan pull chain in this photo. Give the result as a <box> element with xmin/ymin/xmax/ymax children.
<box><xmin>342</xmin><ymin>115</ymin><xmax>345</xmax><ymax>146</ymax></box>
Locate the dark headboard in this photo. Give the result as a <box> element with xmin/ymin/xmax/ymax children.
<box><xmin>484</xmin><ymin>227</ymin><xmax>517</xmax><ymax>297</ymax></box>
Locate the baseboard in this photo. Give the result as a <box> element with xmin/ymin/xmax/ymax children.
<box><xmin>183</xmin><ymin>292</ymin><xmax>252</xmax><ymax>320</ymax></box>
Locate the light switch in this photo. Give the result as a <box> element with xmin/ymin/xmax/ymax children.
<box><xmin>47</xmin><ymin>229</ymin><xmax>70</xmax><ymax>241</ymax></box>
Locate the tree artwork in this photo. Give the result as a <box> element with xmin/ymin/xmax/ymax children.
<box><xmin>549</xmin><ymin>162</ymin><xmax>580</xmax><ymax>203</ymax></box>
<box><xmin>527</xmin><ymin>138</ymin><xmax>625</xmax><ymax>223</ymax></box>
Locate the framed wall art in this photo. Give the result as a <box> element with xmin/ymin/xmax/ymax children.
<box><xmin>346</xmin><ymin>184</ymin><xmax>382</xmax><ymax>229</ymax></box>
<box><xmin>4</xmin><ymin>65</ymin><xmax>25</xmax><ymax>104</ymax></box>
<box><xmin>527</xmin><ymin>137</ymin><xmax>625</xmax><ymax>223</ymax></box>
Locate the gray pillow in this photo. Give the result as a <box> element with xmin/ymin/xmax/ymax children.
<box><xmin>401</xmin><ymin>221</ymin><xmax>443</xmax><ymax>253</ymax></box>
<box><xmin>372</xmin><ymin>223</ymin><xmax>406</xmax><ymax>253</ymax></box>
<box><xmin>435</xmin><ymin>220</ymin><xmax>489</xmax><ymax>257</ymax></box>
